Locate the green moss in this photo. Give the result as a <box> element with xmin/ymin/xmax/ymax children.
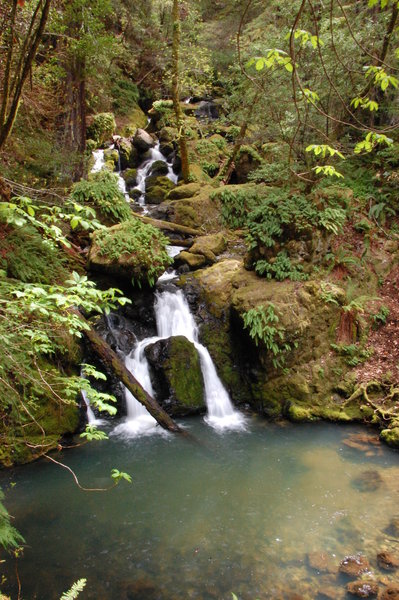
<box><xmin>163</xmin><ymin>337</ymin><xmax>205</xmax><ymax>410</ymax></box>
<box><xmin>380</xmin><ymin>427</ymin><xmax>399</xmax><ymax>448</ymax></box>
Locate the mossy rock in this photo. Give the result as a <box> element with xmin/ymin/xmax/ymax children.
<box><xmin>380</xmin><ymin>427</ymin><xmax>399</xmax><ymax>448</ymax></box>
<box><xmin>146</xmin><ymin>176</ymin><xmax>175</xmax><ymax>204</ymax></box>
<box><xmin>88</xmin><ymin>218</ymin><xmax>171</xmax><ymax>287</ymax></box>
<box><xmin>145</xmin><ymin>336</ymin><xmax>205</xmax><ymax>415</ymax></box>
<box><xmin>122</xmin><ymin>168</ymin><xmax>137</xmax><ymax>188</ymax></box>
<box><xmin>150</xmin><ymin>160</ymin><xmax>169</xmax><ymax>177</ymax></box>
<box><xmin>118</xmin><ymin>138</ymin><xmax>139</xmax><ymax>170</ymax></box>
<box><xmin>176</xmin><ymin>251</ymin><xmax>207</xmax><ymax>270</ymax></box>
<box><xmin>121</xmin><ymin>103</ymin><xmax>148</xmax><ymax>136</ymax></box>
<box><xmin>189</xmin><ymin>232</ymin><xmax>227</xmax><ymax>263</ymax></box>
<box><xmin>104</xmin><ymin>148</ymin><xmax>119</xmax><ymax>167</ymax></box>
<box><xmin>167</xmin><ymin>182</ymin><xmax>201</xmax><ymax>200</ymax></box>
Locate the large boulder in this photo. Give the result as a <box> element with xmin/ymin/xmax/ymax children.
<box><xmin>167</xmin><ymin>182</ymin><xmax>201</xmax><ymax>200</ymax></box>
<box><xmin>145</xmin><ymin>336</ymin><xmax>205</xmax><ymax>415</ymax></box>
<box><xmin>117</xmin><ymin>138</ymin><xmax>139</xmax><ymax>170</ymax></box>
<box><xmin>149</xmin><ymin>160</ymin><xmax>169</xmax><ymax>177</ymax></box>
<box><xmin>145</xmin><ymin>175</ymin><xmax>175</xmax><ymax>204</ymax></box>
<box><xmin>133</xmin><ymin>128</ymin><xmax>156</xmax><ymax>152</ymax></box>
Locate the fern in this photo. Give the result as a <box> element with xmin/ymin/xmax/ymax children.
<box><xmin>0</xmin><ymin>488</ymin><xmax>25</xmax><ymax>551</ymax></box>
<box><xmin>255</xmin><ymin>251</ymin><xmax>308</xmax><ymax>281</ymax></box>
<box><xmin>70</xmin><ymin>171</ymin><xmax>131</xmax><ymax>224</ymax></box>
<box><xmin>60</xmin><ymin>579</ymin><xmax>87</xmax><ymax>600</ymax></box>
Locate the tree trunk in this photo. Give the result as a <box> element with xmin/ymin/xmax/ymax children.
<box><xmin>73</xmin><ymin>309</ymin><xmax>182</xmax><ymax>434</ymax></box>
<box><xmin>172</xmin><ymin>0</ymin><xmax>190</xmax><ymax>182</ymax></box>
<box><xmin>0</xmin><ymin>0</ymin><xmax>52</xmax><ymax>151</ymax></box>
<box><xmin>134</xmin><ymin>213</ymin><xmax>201</xmax><ymax>236</ymax></box>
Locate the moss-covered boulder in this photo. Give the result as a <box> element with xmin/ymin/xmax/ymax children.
<box><xmin>145</xmin><ymin>336</ymin><xmax>205</xmax><ymax>415</ymax></box>
<box><xmin>380</xmin><ymin>426</ymin><xmax>399</xmax><ymax>448</ymax></box>
<box><xmin>133</xmin><ymin>128</ymin><xmax>156</xmax><ymax>152</ymax></box>
<box><xmin>103</xmin><ymin>147</ymin><xmax>119</xmax><ymax>168</ymax></box>
<box><xmin>117</xmin><ymin>138</ymin><xmax>139</xmax><ymax>170</ymax></box>
<box><xmin>121</xmin><ymin>103</ymin><xmax>148</xmax><ymax>137</ymax></box>
<box><xmin>88</xmin><ymin>218</ymin><xmax>171</xmax><ymax>287</ymax></box>
<box><xmin>176</xmin><ymin>251</ymin><xmax>207</xmax><ymax>270</ymax></box>
<box><xmin>122</xmin><ymin>168</ymin><xmax>137</xmax><ymax>188</ymax></box>
<box><xmin>167</xmin><ymin>182</ymin><xmax>201</xmax><ymax>200</ymax></box>
<box><xmin>189</xmin><ymin>232</ymin><xmax>227</xmax><ymax>263</ymax></box>
<box><xmin>145</xmin><ymin>175</ymin><xmax>175</xmax><ymax>204</ymax></box>
<box><xmin>162</xmin><ymin>185</ymin><xmax>221</xmax><ymax>231</ymax></box>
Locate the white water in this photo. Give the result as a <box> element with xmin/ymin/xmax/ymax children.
<box><xmin>134</xmin><ymin>143</ymin><xmax>178</xmax><ymax>206</ymax></box>
<box><xmin>91</xmin><ymin>147</ymin><xmax>130</xmax><ymax>202</ymax></box>
<box><xmin>112</xmin><ymin>290</ymin><xmax>245</xmax><ymax>438</ymax></box>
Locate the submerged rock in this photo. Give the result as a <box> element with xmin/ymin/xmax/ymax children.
<box><xmin>380</xmin><ymin>585</ymin><xmax>399</xmax><ymax>599</ymax></box>
<box><xmin>339</xmin><ymin>554</ymin><xmax>371</xmax><ymax>578</ymax></box>
<box><xmin>346</xmin><ymin>580</ymin><xmax>378</xmax><ymax>597</ymax></box>
<box><xmin>145</xmin><ymin>335</ymin><xmax>206</xmax><ymax>415</ymax></box>
<box><xmin>351</xmin><ymin>469</ymin><xmax>384</xmax><ymax>492</ymax></box>
<box><xmin>307</xmin><ymin>551</ymin><xmax>336</xmax><ymax>574</ymax></box>
<box><xmin>377</xmin><ymin>551</ymin><xmax>399</xmax><ymax>570</ymax></box>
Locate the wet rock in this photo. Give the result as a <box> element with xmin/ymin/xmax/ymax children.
<box><xmin>133</xmin><ymin>128</ymin><xmax>156</xmax><ymax>151</ymax></box>
<box><xmin>189</xmin><ymin>233</ymin><xmax>227</xmax><ymax>264</ymax></box>
<box><xmin>117</xmin><ymin>137</ymin><xmax>139</xmax><ymax>169</ymax></box>
<box><xmin>339</xmin><ymin>554</ymin><xmax>370</xmax><ymax>578</ymax></box>
<box><xmin>377</xmin><ymin>551</ymin><xmax>399</xmax><ymax>570</ymax></box>
<box><xmin>352</xmin><ymin>470</ymin><xmax>384</xmax><ymax>492</ymax></box>
<box><xmin>380</xmin><ymin>585</ymin><xmax>399</xmax><ymax>599</ymax></box>
<box><xmin>150</xmin><ymin>160</ymin><xmax>169</xmax><ymax>177</ymax></box>
<box><xmin>145</xmin><ymin>176</ymin><xmax>175</xmax><ymax>204</ymax></box>
<box><xmin>176</xmin><ymin>251</ymin><xmax>207</xmax><ymax>270</ymax></box>
<box><xmin>122</xmin><ymin>168</ymin><xmax>137</xmax><ymax>188</ymax></box>
<box><xmin>317</xmin><ymin>585</ymin><xmax>343</xmax><ymax>600</ymax></box>
<box><xmin>346</xmin><ymin>580</ymin><xmax>378</xmax><ymax>597</ymax></box>
<box><xmin>307</xmin><ymin>551</ymin><xmax>336</xmax><ymax>573</ymax></box>
<box><xmin>167</xmin><ymin>182</ymin><xmax>201</xmax><ymax>199</ymax></box>
<box><xmin>388</xmin><ymin>517</ymin><xmax>399</xmax><ymax>537</ymax></box>
<box><xmin>145</xmin><ymin>336</ymin><xmax>205</xmax><ymax>415</ymax></box>
<box><xmin>380</xmin><ymin>427</ymin><xmax>399</xmax><ymax>448</ymax></box>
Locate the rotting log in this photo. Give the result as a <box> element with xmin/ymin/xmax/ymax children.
<box><xmin>73</xmin><ymin>309</ymin><xmax>183</xmax><ymax>434</ymax></box>
<box><xmin>133</xmin><ymin>213</ymin><xmax>201</xmax><ymax>237</ymax></box>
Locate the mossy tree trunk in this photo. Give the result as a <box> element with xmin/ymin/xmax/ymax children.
<box><xmin>172</xmin><ymin>0</ymin><xmax>190</xmax><ymax>182</ymax></box>
<box><xmin>74</xmin><ymin>309</ymin><xmax>183</xmax><ymax>434</ymax></box>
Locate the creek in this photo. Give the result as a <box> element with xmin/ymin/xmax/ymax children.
<box><xmin>1</xmin><ymin>421</ymin><xmax>399</xmax><ymax>599</ymax></box>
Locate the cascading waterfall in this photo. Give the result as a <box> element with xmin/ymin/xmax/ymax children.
<box><xmin>112</xmin><ymin>289</ymin><xmax>245</xmax><ymax>438</ymax></box>
<box><xmin>91</xmin><ymin>146</ymin><xmax>129</xmax><ymax>201</ymax></box>
<box><xmin>133</xmin><ymin>142</ymin><xmax>178</xmax><ymax>206</ymax></box>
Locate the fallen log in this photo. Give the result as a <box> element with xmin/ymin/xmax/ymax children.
<box><xmin>73</xmin><ymin>309</ymin><xmax>182</xmax><ymax>434</ymax></box>
<box><xmin>133</xmin><ymin>213</ymin><xmax>202</xmax><ymax>237</ymax></box>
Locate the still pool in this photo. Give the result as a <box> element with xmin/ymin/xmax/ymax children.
<box><xmin>1</xmin><ymin>418</ymin><xmax>399</xmax><ymax>599</ymax></box>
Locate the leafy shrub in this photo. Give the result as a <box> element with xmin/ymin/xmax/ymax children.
<box><xmin>255</xmin><ymin>251</ymin><xmax>309</xmax><ymax>281</ymax></box>
<box><xmin>371</xmin><ymin>305</ymin><xmax>390</xmax><ymax>328</ymax></box>
<box><xmin>86</xmin><ymin>113</ymin><xmax>116</xmax><ymax>145</ymax></box>
<box><xmin>247</xmin><ymin>161</ymin><xmax>290</xmax><ymax>184</ymax></box>
<box><xmin>242</xmin><ymin>303</ymin><xmax>296</xmax><ymax>368</ymax></box>
<box><xmin>70</xmin><ymin>171</ymin><xmax>131</xmax><ymax>223</ymax></box>
<box><xmin>0</xmin><ymin>225</ymin><xmax>68</xmax><ymax>284</ymax></box>
<box><xmin>111</xmin><ymin>79</ymin><xmax>139</xmax><ymax>115</ymax></box>
<box><xmin>94</xmin><ymin>219</ymin><xmax>172</xmax><ymax>287</ymax></box>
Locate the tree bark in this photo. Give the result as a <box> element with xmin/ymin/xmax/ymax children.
<box><xmin>172</xmin><ymin>0</ymin><xmax>190</xmax><ymax>182</ymax></box>
<box><xmin>73</xmin><ymin>309</ymin><xmax>182</xmax><ymax>433</ymax></box>
<box><xmin>0</xmin><ymin>0</ymin><xmax>52</xmax><ymax>151</ymax></box>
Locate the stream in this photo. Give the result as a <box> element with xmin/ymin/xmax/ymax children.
<box><xmin>1</xmin><ymin>421</ymin><xmax>398</xmax><ymax>599</ymax></box>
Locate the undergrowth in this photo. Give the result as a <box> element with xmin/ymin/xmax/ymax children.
<box><xmin>70</xmin><ymin>170</ymin><xmax>131</xmax><ymax>224</ymax></box>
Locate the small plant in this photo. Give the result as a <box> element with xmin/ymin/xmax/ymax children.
<box><xmin>331</xmin><ymin>343</ymin><xmax>373</xmax><ymax>366</ymax></box>
<box><xmin>372</xmin><ymin>305</ymin><xmax>390</xmax><ymax>328</ymax></box>
<box><xmin>86</xmin><ymin>112</ymin><xmax>116</xmax><ymax>145</ymax></box>
<box><xmin>242</xmin><ymin>304</ymin><xmax>296</xmax><ymax>368</ymax></box>
<box><xmin>70</xmin><ymin>170</ymin><xmax>132</xmax><ymax>224</ymax></box>
<box><xmin>255</xmin><ymin>251</ymin><xmax>308</xmax><ymax>281</ymax></box>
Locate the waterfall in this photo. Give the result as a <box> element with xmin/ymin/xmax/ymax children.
<box><xmin>80</xmin><ymin>368</ymin><xmax>105</xmax><ymax>427</ymax></box>
<box><xmin>134</xmin><ymin>143</ymin><xmax>178</xmax><ymax>206</ymax></box>
<box><xmin>91</xmin><ymin>149</ymin><xmax>105</xmax><ymax>173</ymax></box>
<box><xmin>112</xmin><ymin>289</ymin><xmax>245</xmax><ymax>438</ymax></box>
<box><xmin>155</xmin><ymin>291</ymin><xmax>245</xmax><ymax>431</ymax></box>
